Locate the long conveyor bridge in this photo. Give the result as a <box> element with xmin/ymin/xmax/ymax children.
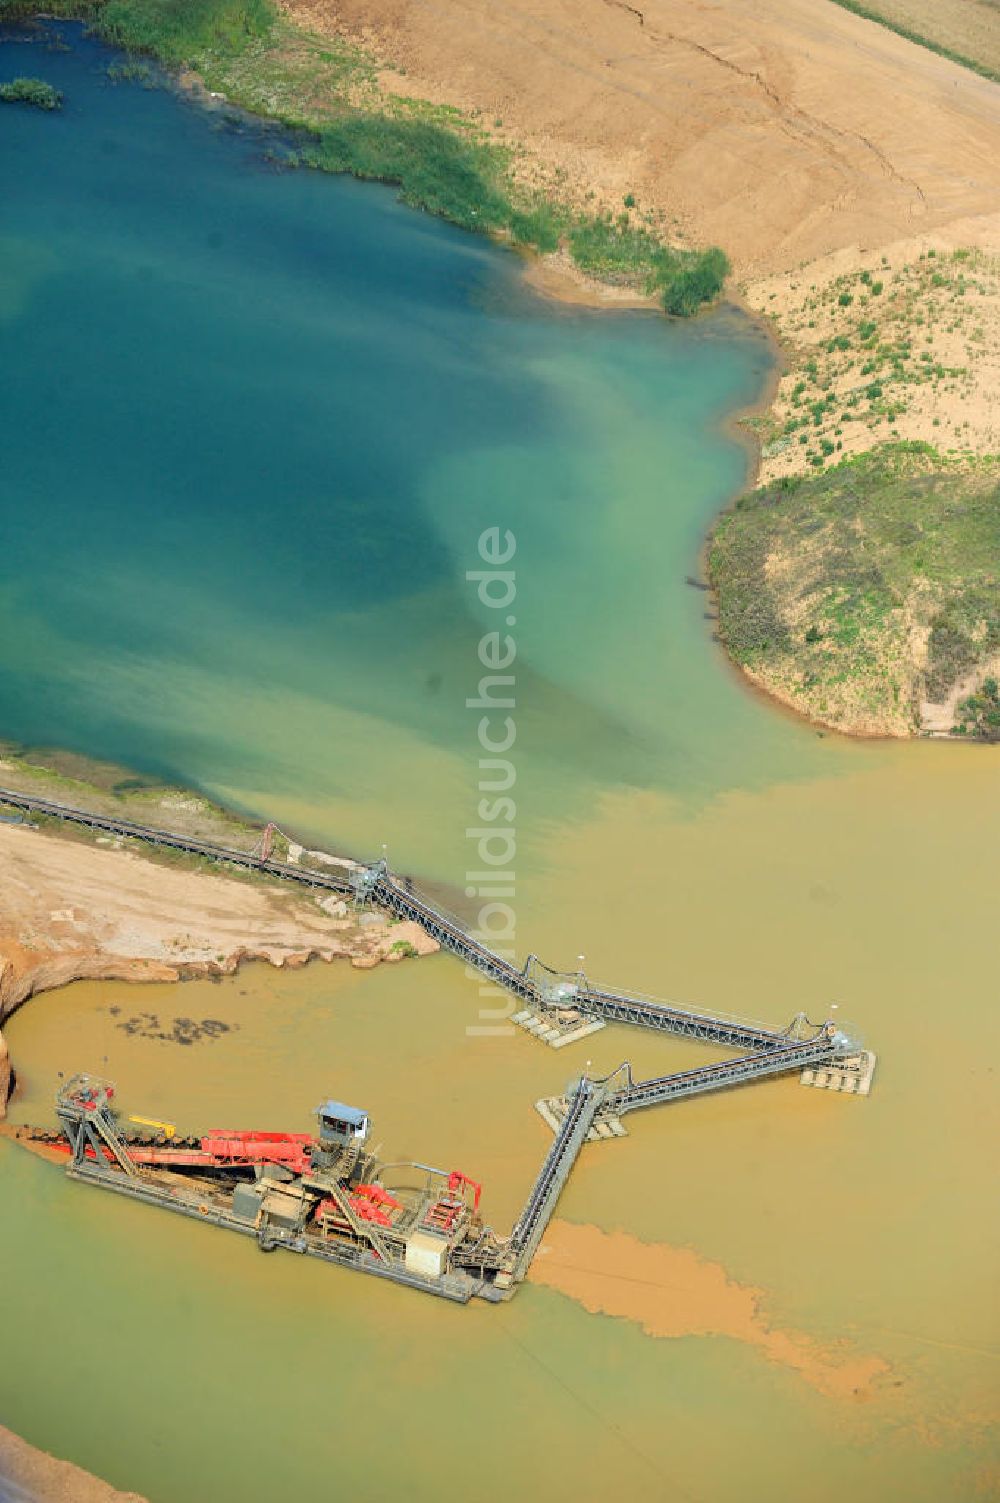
<box><xmin>0</xmin><ymin>789</ymin><xmax>831</xmax><ymax>1053</ymax></box>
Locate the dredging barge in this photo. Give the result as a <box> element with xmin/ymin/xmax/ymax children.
<box><xmin>29</xmin><ymin>1018</ymin><xmax>869</xmax><ymax>1304</ymax></box>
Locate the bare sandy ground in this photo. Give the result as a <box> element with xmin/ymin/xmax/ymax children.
<box><xmin>751</xmin><ymin>230</ymin><xmax>1000</xmax><ymax>485</ymax></box>
<box><xmin>287</xmin><ymin>0</ymin><xmax>1000</xmax><ymax>282</ymax></box>
<box><xmin>0</xmin><ymin>1426</ymin><xmax>147</xmax><ymax>1503</ymax></box>
<box><xmin>0</xmin><ymin>822</ymin><xmax>437</xmax><ymax>1112</ymax></box>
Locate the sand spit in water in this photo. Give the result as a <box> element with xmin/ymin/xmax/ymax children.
<box><xmin>531</xmin><ymin>1221</ymin><xmax>890</xmax><ymax>1400</ymax></box>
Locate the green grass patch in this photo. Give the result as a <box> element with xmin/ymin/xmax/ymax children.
<box><xmin>567</xmin><ymin>213</ymin><xmax>729</xmax><ymax>312</ymax></box>
<box><xmin>300</xmin><ymin>115</ymin><xmax>513</xmax><ymax>234</ymax></box>
<box><xmin>95</xmin><ymin>0</ymin><xmax>273</xmax><ymax>65</ymax></box>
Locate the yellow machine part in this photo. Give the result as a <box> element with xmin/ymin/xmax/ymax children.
<box><xmin>128</xmin><ymin>1115</ymin><xmax>176</xmax><ymax>1139</ymax></box>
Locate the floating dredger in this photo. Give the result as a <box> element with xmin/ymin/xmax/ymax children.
<box><xmin>21</xmin><ymin>1014</ymin><xmax>874</xmax><ymax>1305</ymax></box>
<box><xmin>33</xmin><ymin>1074</ymin><xmax>514</xmax><ymax>1302</ymax></box>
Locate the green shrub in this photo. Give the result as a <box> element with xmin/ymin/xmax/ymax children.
<box><xmin>952</xmin><ymin>675</ymin><xmax>1000</xmax><ymax>741</ymax></box>
<box><xmin>653</xmin><ymin>245</ymin><xmax>729</xmax><ymax>316</ymax></box>
<box><xmin>0</xmin><ymin>76</ymin><xmax>63</xmax><ymax>109</ymax></box>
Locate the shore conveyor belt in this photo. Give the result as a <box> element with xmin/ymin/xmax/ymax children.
<box><xmin>0</xmin><ymin>786</ymin><xmax>356</xmax><ymax>893</ymax></box>
<box><xmin>0</xmin><ymin>790</ymin><xmax>835</xmax><ymax>1051</ymax></box>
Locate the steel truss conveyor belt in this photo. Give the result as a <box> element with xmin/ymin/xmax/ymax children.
<box><xmin>0</xmin><ymin>789</ymin><xmax>823</xmax><ymax>1053</ymax></box>
<box><xmin>606</xmin><ymin>1034</ymin><xmax>841</xmax><ymax>1117</ymax></box>
<box><xmin>495</xmin><ymin>1034</ymin><xmax>844</xmax><ymax>1283</ymax></box>
<box><xmin>0</xmin><ymin>787</ymin><xmax>357</xmax><ymax>894</ymax></box>
<box><xmin>507</xmin><ymin>1077</ymin><xmax>606</xmax><ymax>1282</ymax></box>
<box><xmin>370</xmin><ymin>869</ymin><xmax>801</xmax><ymax>1051</ymax></box>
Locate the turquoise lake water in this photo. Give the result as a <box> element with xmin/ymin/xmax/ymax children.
<box><xmin>0</xmin><ymin>21</ymin><xmax>843</xmax><ymax>881</ymax></box>
<box><xmin>2</xmin><ymin>22</ymin><xmax>998</xmax><ymax>1503</ymax></box>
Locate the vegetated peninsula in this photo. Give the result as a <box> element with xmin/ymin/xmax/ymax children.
<box><xmin>714</xmin><ymin>244</ymin><xmax>999</xmax><ymax>737</ymax></box>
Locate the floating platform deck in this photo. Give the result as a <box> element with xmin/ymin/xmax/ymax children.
<box><xmin>801</xmin><ymin>1049</ymin><xmax>877</xmax><ymax>1095</ymax></box>
<box><xmin>511</xmin><ymin>1007</ymin><xmax>607</xmax><ymax>1050</ymax></box>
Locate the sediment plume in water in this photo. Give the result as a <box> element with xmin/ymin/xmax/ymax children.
<box><xmin>532</xmin><ymin>1221</ymin><xmax>890</xmax><ymax>1400</ymax></box>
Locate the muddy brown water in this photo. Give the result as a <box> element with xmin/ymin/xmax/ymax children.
<box><xmin>3</xmin><ymin>744</ymin><xmax>998</xmax><ymax>1502</ymax></box>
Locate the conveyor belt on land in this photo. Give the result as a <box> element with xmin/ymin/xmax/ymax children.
<box><xmin>0</xmin><ymin>787</ymin><xmax>355</xmax><ymax>892</ymax></box>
